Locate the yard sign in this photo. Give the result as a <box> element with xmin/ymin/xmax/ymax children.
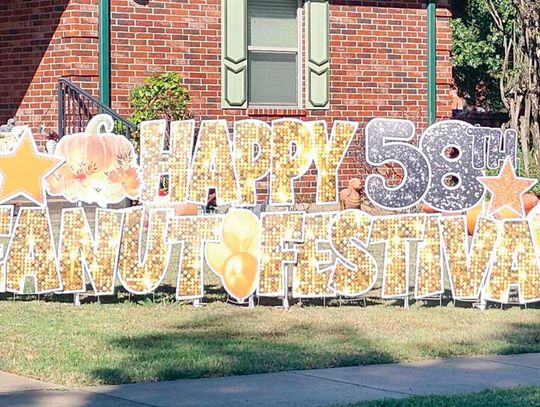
<box><xmin>0</xmin><ymin>114</ymin><xmax>539</xmax><ymax>306</ymax></box>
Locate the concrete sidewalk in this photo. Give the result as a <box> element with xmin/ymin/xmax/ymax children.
<box><xmin>1</xmin><ymin>353</ymin><xmax>540</xmax><ymax>407</ymax></box>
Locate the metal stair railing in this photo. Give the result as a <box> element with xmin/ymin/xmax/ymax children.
<box><xmin>58</xmin><ymin>79</ymin><xmax>136</xmax><ymax>139</ymax></box>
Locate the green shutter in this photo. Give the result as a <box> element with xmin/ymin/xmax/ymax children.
<box><xmin>222</xmin><ymin>0</ymin><xmax>248</xmax><ymax>108</ymax></box>
<box><xmin>306</xmin><ymin>0</ymin><xmax>329</xmax><ymax>109</ymax></box>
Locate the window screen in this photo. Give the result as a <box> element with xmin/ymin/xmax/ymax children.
<box><xmin>247</xmin><ymin>0</ymin><xmax>299</xmax><ymax>106</ymax></box>
<box><xmin>248</xmin><ymin>0</ymin><xmax>298</xmax><ymax>48</ymax></box>
<box><xmin>249</xmin><ymin>52</ymin><xmax>297</xmax><ymax>105</ymax></box>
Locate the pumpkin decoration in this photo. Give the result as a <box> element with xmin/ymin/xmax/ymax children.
<box><xmin>419</xmin><ymin>203</ymin><xmax>438</xmax><ymax>214</ymax></box>
<box><xmin>465</xmin><ymin>193</ymin><xmax>539</xmax><ymax>235</ymax></box>
<box><xmin>143</xmin><ymin>190</ymin><xmax>199</xmax><ymax>227</ymax></box>
<box><xmin>493</xmin><ymin>193</ymin><xmax>538</xmax><ymax>219</ymax></box>
<box><xmin>522</xmin><ymin>193</ymin><xmax>539</xmax><ymax>214</ymax></box>
<box><xmin>423</xmin><ymin>193</ymin><xmax>539</xmax><ymax>236</ymax></box>
<box><xmin>465</xmin><ymin>201</ymin><xmax>484</xmax><ymax>235</ymax></box>
<box><xmin>46</xmin><ymin>114</ymin><xmax>141</xmax><ymax>207</ymax></box>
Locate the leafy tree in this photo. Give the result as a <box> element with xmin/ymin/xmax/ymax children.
<box><xmin>452</xmin><ymin>0</ymin><xmax>540</xmax><ymax>175</ymax></box>
<box><xmin>451</xmin><ymin>0</ymin><xmax>511</xmax><ymax>112</ymax></box>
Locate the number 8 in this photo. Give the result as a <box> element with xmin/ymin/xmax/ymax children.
<box><xmin>420</xmin><ymin>120</ymin><xmax>485</xmax><ymax>212</ymax></box>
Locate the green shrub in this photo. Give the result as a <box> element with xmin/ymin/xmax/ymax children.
<box><xmin>129</xmin><ymin>71</ymin><xmax>190</xmax><ymax>127</ymax></box>
<box><xmin>129</xmin><ymin>71</ymin><xmax>190</xmax><ymax>193</ymax></box>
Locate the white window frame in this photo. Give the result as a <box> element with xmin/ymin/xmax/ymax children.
<box><xmin>247</xmin><ymin>0</ymin><xmax>302</xmax><ymax>108</ymax></box>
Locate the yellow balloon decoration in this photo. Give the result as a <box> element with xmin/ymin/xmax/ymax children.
<box><xmin>205</xmin><ymin>209</ymin><xmax>261</xmax><ymax>302</ymax></box>
<box><xmin>222</xmin><ymin>209</ymin><xmax>260</xmax><ymax>253</ymax></box>
<box><xmin>222</xmin><ymin>252</ymin><xmax>259</xmax><ymax>300</ymax></box>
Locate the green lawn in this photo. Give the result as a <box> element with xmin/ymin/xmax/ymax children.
<box><xmin>346</xmin><ymin>387</ymin><xmax>540</xmax><ymax>407</ymax></box>
<box><xmin>0</xmin><ymin>290</ymin><xmax>538</xmax><ymax>387</ymax></box>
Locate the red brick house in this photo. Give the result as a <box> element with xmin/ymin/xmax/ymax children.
<box><xmin>0</xmin><ymin>0</ymin><xmax>452</xmax><ymax>197</ymax></box>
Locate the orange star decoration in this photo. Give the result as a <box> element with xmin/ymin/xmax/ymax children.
<box><xmin>477</xmin><ymin>157</ymin><xmax>537</xmax><ymax>218</ymax></box>
<box><xmin>0</xmin><ymin>130</ymin><xmax>63</xmax><ymax>206</ymax></box>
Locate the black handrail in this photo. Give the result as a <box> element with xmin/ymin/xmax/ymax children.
<box><xmin>58</xmin><ymin>79</ymin><xmax>136</xmax><ymax>140</ymax></box>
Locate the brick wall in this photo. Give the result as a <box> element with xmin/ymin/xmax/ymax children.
<box><xmin>0</xmin><ymin>1</ymin><xmax>99</xmax><ymax>149</ymax></box>
<box><xmin>0</xmin><ymin>0</ymin><xmax>453</xmax><ymax>203</ymax></box>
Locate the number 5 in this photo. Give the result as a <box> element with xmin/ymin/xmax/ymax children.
<box><xmin>365</xmin><ymin>118</ymin><xmax>431</xmax><ymax>210</ymax></box>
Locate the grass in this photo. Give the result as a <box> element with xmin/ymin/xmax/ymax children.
<box><xmin>345</xmin><ymin>387</ymin><xmax>540</xmax><ymax>406</ymax></box>
<box><xmin>0</xmin><ymin>290</ymin><xmax>538</xmax><ymax>387</ymax></box>
<box><xmin>0</xmin><ymin>206</ymin><xmax>538</xmax><ymax>388</ymax></box>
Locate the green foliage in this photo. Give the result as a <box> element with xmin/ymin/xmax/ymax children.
<box><xmin>129</xmin><ymin>71</ymin><xmax>190</xmax><ymax>126</ymax></box>
<box><xmin>516</xmin><ymin>149</ymin><xmax>540</xmax><ymax>194</ymax></box>
<box><xmin>348</xmin><ymin>387</ymin><xmax>540</xmax><ymax>407</ymax></box>
<box><xmin>451</xmin><ymin>0</ymin><xmax>515</xmax><ymax>112</ymax></box>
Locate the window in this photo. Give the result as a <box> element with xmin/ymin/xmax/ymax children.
<box><xmin>222</xmin><ymin>0</ymin><xmax>329</xmax><ymax>110</ymax></box>
<box><xmin>247</xmin><ymin>0</ymin><xmax>300</xmax><ymax>106</ymax></box>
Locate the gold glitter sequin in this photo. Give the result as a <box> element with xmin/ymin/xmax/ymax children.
<box><xmin>5</xmin><ymin>208</ymin><xmax>60</xmax><ymax>294</ymax></box>
<box><xmin>117</xmin><ymin>208</ymin><xmax>172</xmax><ymax>295</ymax></box>
<box><xmin>258</xmin><ymin>212</ymin><xmax>305</xmax><ymax>297</ymax></box>
<box><xmin>188</xmin><ymin>120</ymin><xmax>239</xmax><ymax>205</ymax></box>
<box><xmin>233</xmin><ymin>120</ymin><xmax>271</xmax><ymax>206</ymax></box>
<box><xmin>167</xmin><ymin>215</ymin><xmax>222</xmax><ymax>300</ymax></box>
<box><xmin>484</xmin><ymin>220</ymin><xmax>540</xmax><ymax>303</ymax></box>
<box><xmin>293</xmin><ymin>212</ymin><xmax>335</xmax><ymax>298</ymax></box>
<box><xmin>0</xmin><ymin>206</ymin><xmax>13</xmax><ymax>235</ymax></box>
<box><xmin>440</xmin><ymin>216</ymin><xmax>498</xmax><ymax>301</ymax></box>
<box><xmin>414</xmin><ymin>215</ymin><xmax>444</xmax><ymax>299</ymax></box>
<box><xmin>0</xmin><ymin>206</ymin><xmax>13</xmax><ymax>292</ymax></box>
<box><xmin>270</xmin><ymin>120</ymin><xmax>314</xmax><ymax>205</ymax></box>
<box><xmin>329</xmin><ymin>209</ymin><xmax>377</xmax><ymax>296</ymax></box>
<box><xmin>139</xmin><ymin>120</ymin><xmax>194</xmax><ymax>204</ymax></box>
<box><xmin>58</xmin><ymin>208</ymin><xmax>123</xmax><ymax>294</ymax></box>
<box><xmin>371</xmin><ymin>215</ymin><xmax>425</xmax><ymax>298</ymax></box>
<box><xmin>527</xmin><ymin>204</ymin><xmax>540</xmax><ymax>249</ymax></box>
<box><xmin>309</xmin><ymin>121</ymin><xmax>358</xmax><ymax>204</ymax></box>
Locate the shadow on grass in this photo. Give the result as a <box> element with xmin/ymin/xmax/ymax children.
<box><xmin>87</xmin><ymin>317</ymin><xmax>540</xmax><ymax>386</ymax></box>
<box><xmin>413</xmin><ymin>322</ymin><xmax>540</xmax><ymax>361</ymax></box>
<box><xmin>90</xmin><ymin>322</ymin><xmax>398</xmax><ymax>385</ymax></box>
<box><xmin>0</xmin><ymin>324</ymin><xmax>539</xmax><ymax>407</ymax></box>
<box><xmin>80</xmin><ymin>321</ymin><xmax>540</xmax><ymax>407</ymax></box>
<box><xmin>498</xmin><ymin>323</ymin><xmax>540</xmax><ymax>355</ymax></box>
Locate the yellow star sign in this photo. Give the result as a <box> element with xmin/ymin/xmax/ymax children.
<box><xmin>477</xmin><ymin>157</ymin><xmax>538</xmax><ymax>218</ymax></box>
<box><xmin>0</xmin><ymin>130</ymin><xmax>63</xmax><ymax>206</ymax></box>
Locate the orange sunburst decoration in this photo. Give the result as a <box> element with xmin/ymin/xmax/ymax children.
<box><xmin>46</xmin><ymin>114</ymin><xmax>141</xmax><ymax>207</ymax></box>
